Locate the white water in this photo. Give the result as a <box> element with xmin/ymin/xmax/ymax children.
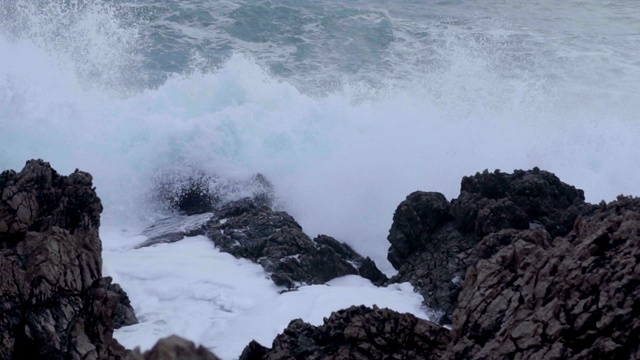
<box><xmin>2</xmin><ymin>34</ymin><xmax>638</xmax><ymax>268</ymax></box>
<box><xmin>103</xmin><ymin>232</ymin><xmax>429</xmax><ymax>358</ymax></box>
<box><xmin>1</xmin><ymin>2</ymin><xmax>640</xmax><ymax>355</ymax></box>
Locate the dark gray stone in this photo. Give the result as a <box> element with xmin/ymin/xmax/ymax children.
<box><xmin>0</xmin><ymin>159</ymin><xmax>131</xmax><ymax>359</ymax></box>
<box><xmin>240</xmin><ymin>305</ymin><xmax>451</xmax><ymax>360</ymax></box>
<box><xmin>388</xmin><ymin>168</ymin><xmax>595</xmax><ymax>324</ymax></box>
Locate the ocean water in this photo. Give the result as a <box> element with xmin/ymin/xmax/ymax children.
<box><xmin>2</xmin><ymin>1</ymin><xmax>640</xmax><ymax>356</ymax></box>
<box><xmin>1</xmin><ymin>0</ymin><xmax>639</xmax><ymax>271</ymax></box>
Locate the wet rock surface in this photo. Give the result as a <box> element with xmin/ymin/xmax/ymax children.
<box><xmin>0</xmin><ymin>160</ymin><xmax>135</xmax><ymax>359</ymax></box>
<box><xmin>204</xmin><ymin>198</ymin><xmax>388</xmax><ymax>287</ymax></box>
<box><xmin>450</xmin><ymin>196</ymin><xmax>640</xmax><ymax>359</ymax></box>
<box><xmin>139</xmin><ymin>197</ymin><xmax>387</xmax><ymax>288</ymax></box>
<box><xmin>239</xmin><ymin>305</ymin><xmax>451</xmax><ymax>360</ymax></box>
<box><xmin>127</xmin><ymin>335</ymin><xmax>221</xmax><ymax>360</ymax></box>
<box><xmin>387</xmin><ymin>168</ymin><xmax>595</xmax><ymax>324</ymax></box>
<box><xmin>4</xmin><ymin>162</ymin><xmax>639</xmax><ymax>360</ymax></box>
<box><xmin>243</xmin><ymin>192</ymin><xmax>640</xmax><ymax>360</ymax></box>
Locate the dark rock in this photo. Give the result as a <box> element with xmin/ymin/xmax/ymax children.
<box><xmin>239</xmin><ymin>340</ymin><xmax>269</xmax><ymax>360</ymax></box>
<box><xmin>0</xmin><ymin>159</ymin><xmax>133</xmax><ymax>359</ymax></box>
<box><xmin>137</xmin><ymin>196</ymin><xmax>387</xmax><ymax>287</ymax></box>
<box><xmin>387</xmin><ymin>191</ymin><xmax>453</xmax><ymax>269</ymax></box>
<box><xmin>127</xmin><ymin>335</ymin><xmax>221</xmax><ymax>360</ymax></box>
<box><xmin>202</xmin><ymin>199</ymin><xmax>387</xmax><ymax>287</ymax></box>
<box><xmin>108</xmin><ymin>282</ymin><xmax>139</xmax><ymax>329</ymax></box>
<box><xmin>241</xmin><ymin>305</ymin><xmax>451</xmax><ymax>360</ymax></box>
<box><xmin>455</xmin><ymin>168</ymin><xmax>592</xmax><ymax>237</ymax></box>
<box><xmin>388</xmin><ymin>168</ymin><xmax>595</xmax><ymax>324</ymax></box>
<box><xmin>449</xmin><ymin>196</ymin><xmax>640</xmax><ymax>359</ymax></box>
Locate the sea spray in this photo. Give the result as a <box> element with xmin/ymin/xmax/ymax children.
<box><xmin>0</xmin><ymin>1</ymin><xmax>639</xmax><ymax>271</ymax></box>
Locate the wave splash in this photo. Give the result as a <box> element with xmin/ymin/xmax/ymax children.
<box><xmin>1</xmin><ymin>1</ymin><xmax>639</xmax><ymax>270</ymax></box>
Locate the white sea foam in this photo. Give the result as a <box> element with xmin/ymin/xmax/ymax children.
<box><xmin>103</xmin><ymin>233</ymin><xmax>430</xmax><ymax>359</ymax></box>
<box><xmin>2</xmin><ymin>1</ymin><xmax>640</xmax><ymax>269</ymax></box>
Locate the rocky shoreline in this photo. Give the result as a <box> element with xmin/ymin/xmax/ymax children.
<box><xmin>1</xmin><ymin>160</ymin><xmax>638</xmax><ymax>359</ymax></box>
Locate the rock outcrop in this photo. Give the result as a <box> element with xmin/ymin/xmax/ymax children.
<box><xmin>239</xmin><ymin>305</ymin><xmax>451</xmax><ymax>360</ymax></box>
<box><xmin>204</xmin><ymin>199</ymin><xmax>387</xmax><ymax>287</ymax></box>
<box><xmin>138</xmin><ymin>197</ymin><xmax>387</xmax><ymax>288</ymax></box>
<box><xmin>127</xmin><ymin>335</ymin><xmax>221</xmax><ymax>360</ymax></box>
<box><xmin>244</xmin><ymin>189</ymin><xmax>640</xmax><ymax>360</ymax></box>
<box><xmin>449</xmin><ymin>196</ymin><xmax>640</xmax><ymax>359</ymax></box>
<box><xmin>0</xmin><ymin>160</ymin><xmax>135</xmax><ymax>359</ymax></box>
<box><xmin>387</xmin><ymin>168</ymin><xmax>595</xmax><ymax>323</ymax></box>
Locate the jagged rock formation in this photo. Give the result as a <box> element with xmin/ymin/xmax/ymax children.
<box><xmin>450</xmin><ymin>196</ymin><xmax>640</xmax><ymax>359</ymax></box>
<box><xmin>4</xmin><ymin>161</ymin><xmax>638</xmax><ymax>360</ymax></box>
<box><xmin>138</xmin><ymin>197</ymin><xmax>387</xmax><ymax>288</ymax></box>
<box><xmin>127</xmin><ymin>335</ymin><xmax>221</xmax><ymax>360</ymax></box>
<box><xmin>0</xmin><ymin>160</ymin><xmax>136</xmax><ymax>359</ymax></box>
<box><xmin>204</xmin><ymin>199</ymin><xmax>387</xmax><ymax>287</ymax></box>
<box><xmin>243</xmin><ymin>190</ymin><xmax>640</xmax><ymax>360</ymax></box>
<box><xmin>239</xmin><ymin>305</ymin><xmax>451</xmax><ymax>360</ymax></box>
<box><xmin>109</xmin><ymin>281</ymin><xmax>139</xmax><ymax>329</ymax></box>
<box><xmin>387</xmin><ymin>168</ymin><xmax>595</xmax><ymax>323</ymax></box>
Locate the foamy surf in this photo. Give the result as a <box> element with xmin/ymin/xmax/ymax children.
<box><xmin>101</xmin><ymin>230</ymin><xmax>430</xmax><ymax>359</ymax></box>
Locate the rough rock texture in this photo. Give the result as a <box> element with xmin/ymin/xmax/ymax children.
<box><xmin>127</xmin><ymin>335</ymin><xmax>221</xmax><ymax>360</ymax></box>
<box><xmin>0</xmin><ymin>159</ymin><xmax>135</xmax><ymax>359</ymax></box>
<box><xmin>450</xmin><ymin>196</ymin><xmax>640</xmax><ymax>359</ymax></box>
<box><xmin>388</xmin><ymin>168</ymin><xmax>595</xmax><ymax>324</ymax></box>
<box><xmin>240</xmin><ymin>305</ymin><xmax>451</xmax><ymax>360</ymax></box>
<box><xmin>202</xmin><ymin>199</ymin><xmax>388</xmax><ymax>288</ymax></box>
<box><xmin>109</xmin><ymin>282</ymin><xmax>139</xmax><ymax>329</ymax></box>
<box><xmin>138</xmin><ymin>197</ymin><xmax>387</xmax><ymax>288</ymax></box>
<box><xmin>242</xmin><ymin>191</ymin><xmax>640</xmax><ymax>360</ymax></box>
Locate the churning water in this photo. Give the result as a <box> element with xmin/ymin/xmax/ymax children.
<box><xmin>1</xmin><ymin>0</ymin><xmax>639</xmax><ymax>269</ymax></box>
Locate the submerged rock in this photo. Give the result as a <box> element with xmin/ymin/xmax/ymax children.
<box><xmin>388</xmin><ymin>168</ymin><xmax>595</xmax><ymax>324</ymax></box>
<box><xmin>239</xmin><ymin>305</ymin><xmax>451</xmax><ymax>360</ymax></box>
<box><xmin>0</xmin><ymin>160</ymin><xmax>135</xmax><ymax>359</ymax></box>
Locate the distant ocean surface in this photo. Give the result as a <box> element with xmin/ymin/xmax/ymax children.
<box><xmin>1</xmin><ymin>0</ymin><xmax>639</xmax><ymax>268</ymax></box>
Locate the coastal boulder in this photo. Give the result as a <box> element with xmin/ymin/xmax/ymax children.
<box><xmin>239</xmin><ymin>305</ymin><xmax>451</xmax><ymax>360</ymax></box>
<box><xmin>137</xmin><ymin>196</ymin><xmax>387</xmax><ymax>288</ymax></box>
<box><xmin>388</xmin><ymin>168</ymin><xmax>594</xmax><ymax>324</ymax></box>
<box><xmin>203</xmin><ymin>199</ymin><xmax>387</xmax><ymax>287</ymax></box>
<box><xmin>127</xmin><ymin>335</ymin><xmax>221</xmax><ymax>360</ymax></box>
<box><xmin>450</xmin><ymin>196</ymin><xmax>640</xmax><ymax>359</ymax></box>
<box><xmin>0</xmin><ymin>160</ymin><xmax>134</xmax><ymax>359</ymax></box>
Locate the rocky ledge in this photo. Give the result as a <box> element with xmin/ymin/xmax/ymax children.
<box><xmin>140</xmin><ymin>198</ymin><xmax>387</xmax><ymax>289</ymax></box>
<box><xmin>0</xmin><ymin>160</ymin><xmax>137</xmax><ymax>359</ymax></box>
<box><xmin>387</xmin><ymin>168</ymin><xmax>596</xmax><ymax>324</ymax></box>
<box><xmin>239</xmin><ymin>305</ymin><xmax>451</xmax><ymax>360</ymax></box>
<box><xmin>3</xmin><ymin>161</ymin><xmax>639</xmax><ymax>360</ymax></box>
<box><xmin>243</xmin><ymin>172</ymin><xmax>640</xmax><ymax>359</ymax></box>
